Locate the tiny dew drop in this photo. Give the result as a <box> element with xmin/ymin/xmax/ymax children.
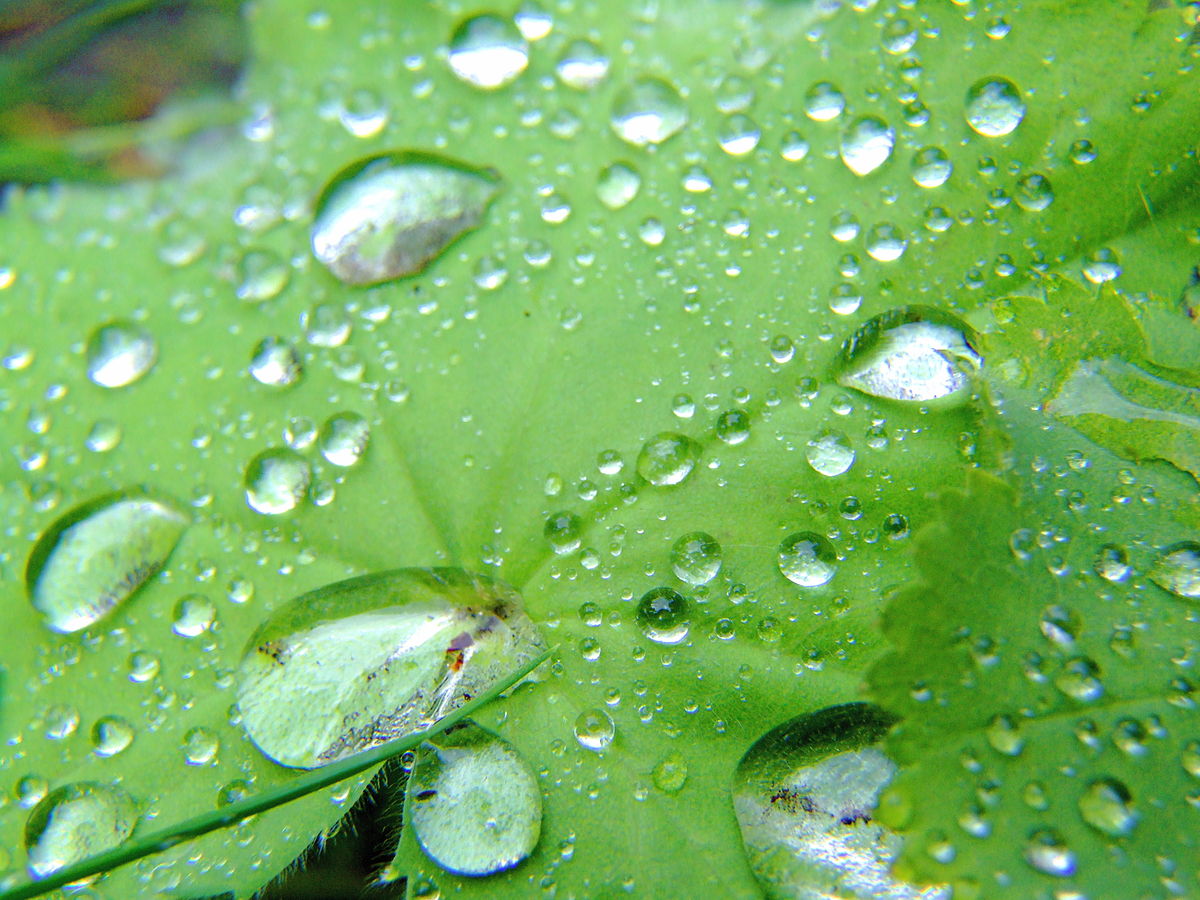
<box><xmin>636</xmin><ymin>587</ymin><xmax>690</xmax><ymax>645</ymax></box>
<box><xmin>840</xmin><ymin>117</ymin><xmax>894</xmax><ymax>176</ymax></box>
<box><xmin>409</xmin><ymin>721</ymin><xmax>542</xmax><ymax>877</ymax></box>
<box><xmin>249</xmin><ymin>337</ymin><xmax>303</xmax><ymax>387</ymax></box>
<box><xmin>1149</xmin><ymin>541</ymin><xmax>1200</xmax><ymax>600</ymax></box>
<box><xmin>244</xmin><ymin>448</ymin><xmax>311</xmax><ymax>515</ymax></box>
<box><xmin>610</xmin><ymin>76</ymin><xmax>688</xmax><ymax>147</ymax></box>
<box><xmin>319</xmin><ymin>411</ymin><xmax>370</xmax><ymax>467</ymax></box>
<box><xmin>835</xmin><ymin>306</ymin><xmax>982</xmax><ymax>405</ymax></box>
<box><xmin>777</xmin><ymin>532</ymin><xmax>838</xmax><ymax>587</ymax></box>
<box><xmin>964</xmin><ymin>76</ymin><xmax>1025</xmax><ymax>137</ymax></box>
<box><xmin>574</xmin><ymin>708</ymin><xmax>615</xmax><ymax>751</ymax></box>
<box><xmin>312</xmin><ymin>152</ymin><xmax>500</xmax><ymax>286</ymax></box>
<box><xmin>544</xmin><ymin>511</ymin><xmax>583</xmax><ymax>554</ymax></box>
<box><xmin>85</xmin><ymin>321</ymin><xmax>157</xmax><ymax>389</ymax></box>
<box><xmin>670</xmin><ymin>532</ymin><xmax>722</xmax><ymax>586</ymax></box>
<box><xmin>26</xmin><ymin>491</ymin><xmax>189</xmax><ymax>633</ymax></box>
<box><xmin>636</xmin><ymin>432</ymin><xmax>700</xmax><ymax>486</ymax></box>
<box><xmin>24</xmin><ymin>782</ymin><xmax>137</xmax><ymax>879</ymax></box>
<box><xmin>1078</xmin><ymin>777</ymin><xmax>1137</xmax><ymax>837</ymax></box>
<box><xmin>447</xmin><ymin>14</ymin><xmax>528</xmax><ymax>89</ymax></box>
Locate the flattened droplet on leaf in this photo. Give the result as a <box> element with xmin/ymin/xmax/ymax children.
<box><xmin>311</xmin><ymin>152</ymin><xmax>500</xmax><ymax>286</ymax></box>
<box><xmin>24</xmin><ymin>782</ymin><xmax>137</xmax><ymax>879</ymax></box>
<box><xmin>26</xmin><ymin>491</ymin><xmax>189</xmax><ymax>633</ymax></box>
<box><xmin>409</xmin><ymin>720</ymin><xmax>542</xmax><ymax>876</ymax></box>
<box><xmin>236</xmin><ymin>569</ymin><xmax>545</xmax><ymax>768</ymax></box>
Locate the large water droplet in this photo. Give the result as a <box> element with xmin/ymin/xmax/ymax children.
<box><xmin>636</xmin><ymin>432</ymin><xmax>700</xmax><ymax>486</ymax></box>
<box><xmin>671</xmin><ymin>532</ymin><xmax>722</xmax><ymax>586</ymax></box>
<box><xmin>409</xmin><ymin>720</ymin><xmax>541</xmax><ymax>876</ymax></box>
<box><xmin>447</xmin><ymin>15</ymin><xmax>529</xmax><ymax>89</ymax></box>
<box><xmin>319</xmin><ymin>411</ymin><xmax>370</xmax><ymax>467</ymax></box>
<box><xmin>840</xmin><ymin>117</ymin><xmax>894</xmax><ymax>176</ymax></box>
<box><xmin>636</xmin><ymin>587</ymin><xmax>690</xmax><ymax>645</ymax></box>
<box><xmin>26</xmin><ymin>491</ymin><xmax>189</xmax><ymax>633</ymax></box>
<box><xmin>836</xmin><ymin>307</ymin><xmax>982</xmax><ymax>405</ymax></box>
<box><xmin>312</xmin><ymin>152</ymin><xmax>500</xmax><ymax>286</ymax></box>
<box><xmin>610</xmin><ymin>77</ymin><xmax>688</xmax><ymax>147</ymax></box>
<box><xmin>173</xmin><ymin>593</ymin><xmax>216</xmax><ymax>638</ymax></box>
<box><xmin>964</xmin><ymin>77</ymin><xmax>1025</xmax><ymax>137</ymax></box>
<box><xmin>778</xmin><ymin>532</ymin><xmax>838</xmax><ymax>587</ymax></box>
<box><xmin>244</xmin><ymin>448</ymin><xmax>311</xmax><ymax>515</ymax></box>
<box><xmin>1078</xmin><ymin>777</ymin><xmax>1137</xmax><ymax>837</ymax></box>
<box><xmin>24</xmin><ymin>783</ymin><xmax>137</xmax><ymax>879</ymax></box>
<box><xmin>733</xmin><ymin>703</ymin><xmax>944</xmax><ymax>900</ymax></box>
<box><xmin>911</xmin><ymin>147</ymin><xmax>952</xmax><ymax>188</ymax></box>
<box><xmin>236</xmin><ymin>569</ymin><xmax>545</xmax><ymax>768</ymax></box>
<box><xmin>85</xmin><ymin>321</ymin><xmax>157</xmax><ymax>389</ymax></box>
<box><xmin>574</xmin><ymin>708</ymin><xmax>615</xmax><ymax>751</ymax></box>
<box><xmin>544</xmin><ymin>511</ymin><xmax>583</xmax><ymax>554</ymax></box>
<box><xmin>1149</xmin><ymin>541</ymin><xmax>1200</xmax><ymax>600</ymax></box>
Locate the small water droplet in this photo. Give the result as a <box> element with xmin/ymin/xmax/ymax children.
<box><xmin>173</xmin><ymin>593</ymin><xmax>216</xmax><ymax>637</ymax></box>
<box><xmin>1094</xmin><ymin>544</ymin><xmax>1131</xmax><ymax>583</ymax></box>
<box><xmin>244</xmin><ymin>448</ymin><xmax>311</xmax><ymax>515</ymax></box>
<box><xmin>1014</xmin><ymin>173</ymin><xmax>1054</xmax><ymax>212</ymax></box>
<box><xmin>1078</xmin><ymin>777</ymin><xmax>1137</xmax><ymax>837</ymax></box>
<box><xmin>91</xmin><ymin>716</ymin><xmax>135</xmax><ymax>758</ymax></box>
<box><xmin>312</xmin><ymin>153</ymin><xmax>500</xmax><ymax>286</ymax></box>
<box><xmin>85</xmin><ymin>321</ymin><xmax>157</xmax><ymax>389</ymax></box>
<box><xmin>840</xmin><ymin>117</ymin><xmax>894</xmax><ymax>176</ymax></box>
<box><xmin>911</xmin><ymin>147</ymin><xmax>952</xmax><ymax>188</ymax></box>
<box><xmin>864</xmin><ymin>223</ymin><xmax>906</xmax><ymax>262</ymax></box>
<box><xmin>652</xmin><ymin>751</ymin><xmax>688</xmax><ymax>794</ymax></box>
<box><xmin>715</xmin><ymin>409</ymin><xmax>751</xmax><ymax>445</ymax></box>
<box><xmin>778</xmin><ymin>532</ymin><xmax>838</xmax><ymax>587</ymax></box>
<box><xmin>319</xmin><ymin>412</ymin><xmax>370</xmax><ymax>467</ymax></box>
<box><xmin>985</xmin><ymin>714</ymin><xmax>1024</xmax><ymax>756</ymax></box>
<box><xmin>249</xmin><ymin>337</ymin><xmax>303</xmax><ymax>387</ymax></box>
<box><xmin>636</xmin><ymin>433</ymin><xmax>700</xmax><ymax>486</ymax></box>
<box><xmin>235</xmin><ymin>249</ymin><xmax>289</xmax><ymax>302</ymax></box>
<box><xmin>574</xmin><ymin>708</ymin><xmax>615</xmax><ymax>751</ymax></box>
<box><xmin>965</xmin><ymin>77</ymin><xmax>1025</xmax><ymax>137</ymax></box>
<box><xmin>610</xmin><ymin>77</ymin><xmax>688</xmax><ymax>147</ymax></box>
<box><xmin>24</xmin><ymin>783</ymin><xmax>137</xmax><ymax>879</ymax></box>
<box><xmin>596</xmin><ymin>162</ymin><xmax>641</xmax><ymax>209</ymax></box>
<box><xmin>804</xmin><ymin>81</ymin><xmax>845</xmax><ymax>121</ymax></box>
<box><xmin>670</xmin><ymin>532</ymin><xmax>722</xmax><ymax>586</ymax></box>
<box><xmin>556</xmin><ymin>39</ymin><xmax>609</xmax><ymax>89</ymax></box>
<box><xmin>718</xmin><ymin>114</ymin><xmax>761</xmax><ymax>156</ymax></box>
<box><xmin>636</xmin><ymin>587</ymin><xmax>690</xmax><ymax>645</ymax></box>
<box><xmin>26</xmin><ymin>492</ymin><xmax>189</xmax><ymax>633</ymax></box>
<box><xmin>544</xmin><ymin>512</ymin><xmax>583</xmax><ymax>554</ymax></box>
<box><xmin>1149</xmin><ymin>541</ymin><xmax>1200</xmax><ymax>600</ymax></box>
<box><xmin>1023</xmin><ymin>828</ymin><xmax>1075</xmax><ymax>877</ymax></box>
<box><xmin>448</xmin><ymin>15</ymin><xmax>528</xmax><ymax>89</ymax></box>
<box><xmin>806</xmin><ymin>429</ymin><xmax>855</xmax><ymax>477</ymax></box>
<box><xmin>1082</xmin><ymin>247</ymin><xmax>1122</xmax><ymax>284</ymax></box>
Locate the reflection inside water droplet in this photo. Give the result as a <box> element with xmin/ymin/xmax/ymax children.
<box><xmin>636</xmin><ymin>587</ymin><xmax>690</xmax><ymax>644</ymax></box>
<box><xmin>637</xmin><ymin>433</ymin><xmax>700</xmax><ymax>486</ymax></box>
<box><xmin>244</xmin><ymin>448</ymin><xmax>311</xmax><ymax>515</ymax></box>
<box><xmin>610</xmin><ymin>76</ymin><xmax>688</xmax><ymax>147</ymax></box>
<box><xmin>574</xmin><ymin>708</ymin><xmax>615</xmax><ymax>751</ymax></box>
<box><xmin>1150</xmin><ymin>542</ymin><xmax>1200</xmax><ymax>600</ymax></box>
<box><xmin>964</xmin><ymin>77</ymin><xmax>1025</xmax><ymax>137</ymax></box>
<box><xmin>778</xmin><ymin>532</ymin><xmax>838</xmax><ymax>587</ymax></box>
<box><xmin>448</xmin><ymin>15</ymin><xmax>529</xmax><ymax>89</ymax></box>
<box><xmin>85</xmin><ymin>321</ymin><xmax>157</xmax><ymax>389</ymax></box>
<box><xmin>671</xmin><ymin>532</ymin><xmax>722</xmax><ymax>586</ymax></box>
<box><xmin>24</xmin><ymin>782</ymin><xmax>137</xmax><ymax>879</ymax></box>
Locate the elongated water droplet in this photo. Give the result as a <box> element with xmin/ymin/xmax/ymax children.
<box><xmin>1150</xmin><ymin>542</ymin><xmax>1200</xmax><ymax>600</ymax></box>
<box><xmin>610</xmin><ymin>76</ymin><xmax>688</xmax><ymax>147</ymax></box>
<box><xmin>637</xmin><ymin>432</ymin><xmax>700</xmax><ymax>486</ymax></box>
<box><xmin>778</xmin><ymin>532</ymin><xmax>838</xmax><ymax>587</ymax></box>
<box><xmin>236</xmin><ymin>569</ymin><xmax>545</xmax><ymax>768</ymax></box>
<box><xmin>840</xmin><ymin>117</ymin><xmax>894</xmax><ymax>176</ymax></box>
<box><xmin>409</xmin><ymin>720</ymin><xmax>541</xmax><ymax>876</ymax></box>
<box><xmin>244</xmin><ymin>448</ymin><xmax>311</xmax><ymax>515</ymax></box>
<box><xmin>26</xmin><ymin>492</ymin><xmax>189</xmax><ymax>633</ymax></box>
<box><xmin>636</xmin><ymin>587</ymin><xmax>690</xmax><ymax>644</ymax></box>
<box><xmin>85</xmin><ymin>321</ymin><xmax>157</xmax><ymax>389</ymax></box>
<box><xmin>836</xmin><ymin>306</ymin><xmax>982</xmax><ymax>405</ymax></box>
<box><xmin>574</xmin><ymin>708</ymin><xmax>615</xmax><ymax>751</ymax></box>
<box><xmin>733</xmin><ymin>703</ymin><xmax>945</xmax><ymax>900</ymax></box>
<box><xmin>965</xmin><ymin>77</ymin><xmax>1025</xmax><ymax>137</ymax></box>
<box><xmin>24</xmin><ymin>783</ymin><xmax>137</xmax><ymax>879</ymax></box>
<box><xmin>671</xmin><ymin>532</ymin><xmax>722</xmax><ymax>586</ymax></box>
<box><xmin>448</xmin><ymin>15</ymin><xmax>528</xmax><ymax>89</ymax></box>
<box><xmin>312</xmin><ymin>152</ymin><xmax>500</xmax><ymax>286</ymax></box>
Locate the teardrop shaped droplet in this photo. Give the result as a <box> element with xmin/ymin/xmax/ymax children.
<box><xmin>236</xmin><ymin>569</ymin><xmax>545</xmax><ymax>768</ymax></box>
<box><xmin>1149</xmin><ymin>541</ymin><xmax>1200</xmax><ymax>600</ymax></box>
<box><xmin>636</xmin><ymin>432</ymin><xmax>700</xmax><ymax>486</ymax></box>
<box><xmin>24</xmin><ymin>782</ymin><xmax>137</xmax><ymax>879</ymax></box>
<box><xmin>733</xmin><ymin>703</ymin><xmax>944</xmax><ymax>900</ymax></box>
<box><xmin>836</xmin><ymin>306</ymin><xmax>983</xmax><ymax>405</ymax></box>
<box><xmin>610</xmin><ymin>76</ymin><xmax>688</xmax><ymax>147</ymax></box>
<box><xmin>409</xmin><ymin>720</ymin><xmax>542</xmax><ymax>876</ymax></box>
<box><xmin>312</xmin><ymin>152</ymin><xmax>500</xmax><ymax>286</ymax></box>
<box><xmin>85</xmin><ymin>321</ymin><xmax>157</xmax><ymax>389</ymax></box>
<box><xmin>26</xmin><ymin>491</ymin><xmax>189</xmax><ymax>633</ymax></box>
<box><xmin>447</xmin><ymin>15</ymin><xmax>529</xmax><ymax>90</ymax></box>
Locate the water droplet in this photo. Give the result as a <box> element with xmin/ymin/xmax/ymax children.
<box><xmin>1094</xmin><ymin>544</ymin><xmax>1131</xmax><ymax>583</ymax></box>
<box><xmin>1150</xmin><ymin>541</ymin><xmax>1200</xmax><ymax>600</ymax></box>
<box><xmin>965</xmin><ymin>77</ymin><xmax>1025</xmax><ymax>137</ymax></box>
<box><xmin>91</xmin><ymin>716</ymin><xmax>135</xmax><ymax>758</ymax></box>
<box><xmin>864</xmin><ymin>223</ymin><xmax>906</xmax><ymax>262</ymax></box>
<box><xmin>670</xmin><ymin>532</ymin><xmax>722</xmax><ymax>586</ymax></box>
<box><xmin>26</xmin><ymin>492</ymin><xmax>189</xmax><ymax>633</ymax></box>
<box><xmin>1055</xmin><ymin>656</ymin><xmax>1104</xmax><ymax>703</ymax></box>
<box><xmin>718</xmin><ymin>114</ymin><xmax>761</xmax><ymax>156</ymax></box>
<box><xmin>778</xmin><ymin>532</ymin><xmax>838</xmax><ymax>587</ymax></box>
<box><xmin>610</xmin><ymin>76</ymin><xmax>688</xmax><ymax>147</ymax></box>
<box><xmin>984</xmin><ymin>714</ymin><xmax>1024</xmax><ymax>756</ymax></box>
<box><xmin>636</xmin><ymin>433</ymin><xmax>700</xmax><ymax>486</ymax></box>
<box><xmin>556</xmin><ymin>39</ymin><xmax>609</xmax><ymax>89</ymax></box>
<box><xmin>544</xmin><ymin>512</ymin><xmax>583</xmax><ymax>554</ymax></box>
<box><xmin>804</xmin><ymin>81</ymin><xmax>845</xmax><ymax>121</ymax></box>
<box><xmin>173</xmin><ymin>593</ymin><xmax>216</xmax><ymax>637</ymax></box>
<box><xmin>636</xmin><ymin>587</ymin><xmax>690</xmax><ymax>645</ymax></box>
<box><xmin>1078</xmin><ymin>777</ymin><xmax>1137</xmax><ymax>837</ymax></box>
<box><xmin>911</xmin><ymin>147</ymin><xmax>952</xmax><ymax>188</ymax></box>
<box><xmin>85</xmin><ymin>419</ymin><xmax>122</xmax><ymax>453</ymax></box>
<box><xmin>448</xmin><ymin>15</ymin><xmax>528</xmax><ymax>89</ymax></box>
<box><xmin>596</xmin><ymin>162</ymin><xmax>641</xmax><ymax>209</ymax></box>
<box><xmin>319</xmin><ymin>411</ymin><xmax>370</xmax><ymax>467</ymax></box>
<box><xmin>574</xmin><ymin>708</ymin><xmax>615</xmax><ymax>751</ymax></box>
<box><xmin>249</xmin><ymin>337</ymin><xmax>303</xmax><ymax>387</ymax></box>
<box><xmin>836</xmin><ymin>307</ymin><xmax>982</xmax><ymax>405</ymax></box>
<box><xmin>652</xmin><ymin>751</ymin><xmax>688</xmax><ymax>794</ymax></box>
<box><xmin>244</xmin><ymin>448</ymin><xmax>311</xmax><ymax>515</ymax></box>
<box><xmin>1014</xmin><ymin>174</ymin><xmax>1054</xmax><ymax>212</ymax></box>
<box><xmin>1024</xmin><ymin>828</ymin><xmax>1075</xmax><ymax>877</ymax></box>
<box><xmin>840</xmin><ymin>117</ymin><xmax>894</xmax><ymax>176</ymax></box>
<box><xmin>409</xmin><ymin>721</ymin><xmax>541</xmax><ymax>876</ymax></box>
<box><xmin>780</xmin><ymin>131</ymin><xmax>809</xmax><ymax>162</ymax></box>
<box><xmin>715</xmin><ymin>409</ymin><xmax>751</xmax><ymax>445</ymax></box>
<box><xmin>24</xmin><ymin>783</ymin><xmax>137</xmax><ymax>879</ymax></box>
<box><xmin>85</xmin><ymin>321</ymin><xmax>157</xmax><ymax>389</ymax></box>
<box><xmin>806</xmin><ymin>429</ymin><xmax>855</xmax><ymax>477</ymax></box>
<box><xmin>235</xmin><ymin>249</ymin><xmax>289</xmax><ymax>302</ymax></box>
<box><xmin>312</xmin><ymin>152</ymin><xmax>500</xmax><ymax>286</ymax></box>
<box><xmin>236</xmin><ymin>569</ymin><xmax>545</xmax><ymax>768</ymax></box>
<box><xmin>43</xmin><ymin>705</ymin><xmax>79</xmax><ymax>740</ymax></box>
<box><xmin>128</xmin><ymin>650</ymin><xmax>160</xmax><ymax>683</ymax></box>
<box><xmin>1082</xmin><ymin>247</ymin><xmax>1122</xmax><ymax>284</ymax></box>
<box><xmin>514</xmin><ymin>1</ymin><xmax>552</xmax><ymax>40</ymax></box>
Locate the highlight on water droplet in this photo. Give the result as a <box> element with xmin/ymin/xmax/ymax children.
<box><xmin>236</xmin><ymin>569</ymin><xmax>545</xmax><ymax>768</ymax></box>
<box><xmin>636</xmin><ymin>432</ymin><xmax>700</xmax><ymax>486</ymax></box>
<box><xmin>670</xmin><ymin>531</ymin><xmax>722</xmax><ymax>586</ymax></box>
<box><xmin>840</xmin><ymin>117</ymin><xmax>894</xmax><ymax>176</ymax></box>
<box><xmin>409</xmin><ymin>720</ymin><xmax>542</xmax><ymax>876</ymax></box>
<box><xmin>574</xmin><ymin>707</ymin><xmax>615</xmax><ymax>751</ymax></box>
<box><xmin>835</xmin><ymin>306</ymin><xmax>982</xmax><ymax>405</ymax></box>
<box><xmin>806</xmin><ymin>429</ymin><xmax>855</xmax><ymax>477</ymax></box>
<box><xmin>544</xmin><ymin>511</ymin><xmax>583</xmax><ymax>555</ymax></box>
<box><xmin>24</xmin><ymin>782</ymin><xmax>137</xmax><ymax>879</ymax></box>
<box><xmin>778</xmin><ymin>532</ymin><xmax>838</xmax><ymax>587</ymax></box>
<box><xmin>26</xmin><ymin>491</ymin><xmax>189</xmax><ymax>633</ymax></box>
<box><xmin>447</xmin><ymin>14</ymin><xmax>529</xmax><ymax>89</ymax></box>
<box><xmin>319</xmin><ymin>411</ymin><xmax>370</xmax><ymax>467</ymax></box>
<box><xmin>1078</xmin><ymin>777</ymin><xmax>1137</xmax><ymax>837</ymax></box>
<box><xmin>610</xmin><ymin>76</ymin><xmax>688</xmax><ymax>147</ymax></box>
<box><xmin>249</xmin><ymin>336</ymin><xmax>303</xmax><ymax>387</ymax></box>
<box><xmin>964</xmin><ymin>76</ymin><xmax>1025</xmax><ymax>137</ymax></box>
<box><xmin>244</xmin><ymin>448</ymin><xmax>311</xmax><ymax>515</ymax></box>
<box><xmin>636</xmin><ymin>587</ymin><xmax>690</xmax><ymax>644</ymax></box>
<box><xmin>596</xmin><ymin>161</ymin><xmax>641</xmax><ymax>210</ymax></box>
<box><xmin>556</xmin><ymin>39</ymin><xmax>609</xmax><ymax>89</ymax></box>
<box><xmin>1149</xmin><ymin>541</ymin><xmax>1200</xmax><ymax>600</ymax></box>
<box><xmin>312</xmin><ymin>152</ymin><xmax>500</xmax><ymax>286</ymax></box>
<box><xmin>85</xmin><ymin>321</ymin><xmax>157</xmax><ymax>389</ymax></box>
<box><xmin>1024</xmin><ymin>827</ymin><xmax>1075</xmax><ymax>877</ymax></box>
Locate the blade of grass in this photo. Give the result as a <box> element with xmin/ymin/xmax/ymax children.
<box><xmin>0</xmin><ymin>647</ymin><xmax>554</xmax><ymax>900</ymax></box>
